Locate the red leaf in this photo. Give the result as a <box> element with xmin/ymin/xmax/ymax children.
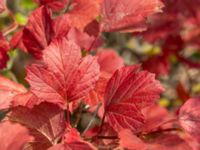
<box><xmin>142</xmin><ymin>104</ymin><xmax>171</xmax><ymax>133</ymax></box>
<box><xmin>66</xmin><ymin>28</ymin><xmax>97</xmax><ymax>51</ymax></box>
<box><xmin>84</xmin><ymin>20</ymin><xmax>100</xmax><ymax>37</ymax></box>
<box><xmin>84</xmin><ymin>72</ymin><xmax>110</xmax><ymax>107</ymax></box>
<box><xmin>0</xmin><ymin>33</ymin><xmax>10</xmax><ymax>69</ymax></box>
<box><xmin>48</xmin><ymin>128</ymin><xmax>97</xmax><ymax>150</ymax></box>
<box><xmin>0</xmin><ymin>0</ymin><xmax>6</xmax><ymax>13</ymax></box>
<box><xmin>53</xmin><ymin>15</ymin><xmax>71</xmax><ymax>38</ymax></box>
<box><xmin>0</xmin><ymin>121</ymin><xmax>33</xmax><ymax>150</ymax></box>
<box><xmin>23</xmin><ymin>6</ymin><xmax>54</xmax><ymax>58</ymax></box>
<box><xmin>0</xmin><ymin>76</ymin><xmax>27</xmax><ymax>110</ymax></box>
<box><xmin>179</xmin><ymin>97</ymin><xmax>200</xmax><ymax>143</ymax></box>
<box><xmin>12</xmin><ymin>92</ymin><xmax>40</xmax><ymax>108</ymax></box>
<box><xmin>104</xmin><ymin>65</ymin><xmax>164</xmax><ymax>132</ymax></box>
<box><xmin>68</xmin><ymin>0</ymin><xmax>101</xmax><ymax>31</ymax></box>
<box><xmin>119</xmin><ymin>129</ymin><xmax>146</xmax><ymax>150</ymax></box>
<box><xmin>8</xmin><ymin>102</ymin><xmax>65</xmax><ymax>150</ymax></box>
<box><xmin>100</xmin><ymin>0</ymin><xmax>164</xmax><ymax>32</ymax></box>
<box><xmin>26</xmin><ymin>38</ymin><xmax>100</xmax><ymax>106</ymax></box>
<box><xmin>142</xmin><ymin>55</ymin><xmax>169</xmax><ymax>76</ymax></box>
<box><xmin>48</xmin><ymin>143</ymin><xmax>95</xmax><ymax>150</ymax></box>
<box><xmin>34</xmin><ymin>0</ymin><xmax>68</xmax><ymax>12</ymax></box>
<box><xmin>140</xmin><ymin>14</ymin><xmax>181</xmax><ymax>43</ymax></box>
<box><xmin>23</xmin><ymin>7</ymin><xmax>99</xmax><ymax>57</ymax></box>
<box><xmin>146</xmin><ymin>133</ymin><xmax>193</xmax><ymax>150</ymax></box>
<box><xmin>84</xmin><ymin>50</ymin><xmax>124</xmax><ymax>107</ymax></box>
<box><xmin>97</xmin><ymin>49</ymin><xmax>124</xmax><ymax>74</ymax></box>
<box><xmin>11</xmin><ymin>29</ymin><xmax>28</xmax><ymax>52</ymax></box>
<box><xmin>119</xmin><ymin>129</ymin><xmax>192</xmax><ymax>150</ymax></box>
<box><xmin>53</xmin><ymin>16</ymin><xmax>101</xmax><ymax>52</ymax></box>
<box><xmin>26</xmin><ymin>65</ymin><xmax>65</xmax><ymax>106</ymax></box>
<box><xmin>176</xmin><ymin>81</ymin><xmax>190</xmax><ymax>102</ymax></box>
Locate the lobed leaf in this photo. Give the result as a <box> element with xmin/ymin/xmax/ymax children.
<box><xmin>8</xmin><ymin>102</ymin><xmax>65</xmax><ymax>150</ymax></box>
<box><xmin>26</xmin><ymin>38</ymin><xmax>100</xmax><ymax>106</ymax></box>
<box><xmin>104</xmin><ymin>65</ymin><xmax>164</xmax><ymax>132</ymax></box>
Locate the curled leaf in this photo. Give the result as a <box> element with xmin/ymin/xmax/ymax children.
<box><xmin>100</xmin><ymin>0</ymin><xmax>164</xmax><ymax>32</ymax></box>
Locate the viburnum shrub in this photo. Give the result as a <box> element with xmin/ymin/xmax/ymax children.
<box><xmin>0</xmin><ymin>0</ymin><xmax>200</xmax><ymax>149</ymax></box>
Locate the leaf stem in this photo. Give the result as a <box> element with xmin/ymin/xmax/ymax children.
<box><xmin>98</xmin><ymin>111</ymin><xmax>106</xmax><ymax>135</ymax></box>
<box><xmin>82</xmin><ymin>102</ymin><xmax>102</xmax><ymax>135</ymax></box>
<box><xmin>160</xmin><ymin>118</ymin><xmax>178</xmax><ymax>126</ymax></box>
<box><xmin>145</xmin><ymin>127</ymin><xmax>182</xmax><ymax>136</ymax></box>
<box><xmin>74</xmin><ymin>102</ymin><xmax>84</xmax><ymax>128</ymax></box>
<box><xmin>66</xmin><ymin>103</ymin><xmax>70</xmax><ymax>123</ymax></box>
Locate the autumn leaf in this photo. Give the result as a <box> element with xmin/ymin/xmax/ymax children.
<box><xmin>119</xmin><ymin>129</ymin><xmax>146</xmax><ymax>150</ymax></box>
<box><xmin>53</xmin><ymin>14</ymin><xmax>99</xmax><ymax>51</ymax></box>
<box><xmin>104</xmin><ymin>65</ymin><xmax>164</xmax><ymax>132</ymax></box>
<box><xmin>12</xmin><ymin>92</ymin><xmax>40</xmax><ymax>109</ymax></box>
<box><xmin>179</xmin><ymin>97</ymin><xmax>200</xmax><ymax>143</ymax></box>
<box><xmin>84</xmin><ymin>72</ymin><xmax>110</xmax><ymax>107</ymax></box>
<box><xmin>67</xmin><ymin>0</ymin><xmax>101</xmax><ymax>31</ymax></box>
<box><xmin>22</xmin><ymin>6</ymin><xmax>99</xmax><ymax>57</ymax></box>
<box><xmin>8</xmin><ymin>102</ymin><xmax>65</xmax><ymax>150</ymax></box>
<box><xmin>0</xmin><ymin>76</ymin><xmax>27</xmax><ymax>110</ymax></box>
<box><xmin>48</xmin><ymin>127</ymin><xmax>96</xmax><ymax>150</ymax></box>
<box><xmin>26</xmin><ymin>38</ymin><xmax>100</xmax><ymax>106</ymax></box>
<box><xmin>119</xmin><ymin>129</ymin><xmax>192</xmax><ymax>150</ymax></box>
<box><xmin>11</xmin><ymin>29</ymin><xmax>28</xmax><ymax>52</ymax></box>
<box><xmin>84</xmin><ymin>49</ymin><xmax>124</xmax><ymax>107</ymax></box>
<box><xmin>0</xmin><ymin>0</ymin><xmax>6</xmax><ymax>13</ymax></box>
<box><xmin>142</xmin><ymin>104</ymin><xmax>172</xmax><ymax>133</ymax></box>
<box><xmin>0</xmin><ymin>33</ymin><xmax>10</xmax><ymax>69</ymax></box>
<box><xmin>97</xmin><ymin>49</ymin><xmax>124</xmax><ymax>74</ymax></box>
<box><xmin>142</xmin><ymin>55</ymin><xmax>169</xmax><ymax>76</ymax></box>
<box><xmin>34</xmin><ymin>0</ymin><xmax>68</xmax><ymax>12</ymax></box>
<box><xmin>0</xmin><ymin>121</ymin><xmax>33</xmax><ymax>150</ymax></box>
<box><xmin>146</xmin><ymin>133</ymin><xmax>193</xmax><ymax>150</ymax></box>
<box><xmin>100</xmin><ymin>0</ymin><xmax>164</xmax><ymax>32</ymax></box>
<box><xmin>23</xmin><ymin>6</ymin><xmax>54</xmax><ymax>58</ymax></box>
